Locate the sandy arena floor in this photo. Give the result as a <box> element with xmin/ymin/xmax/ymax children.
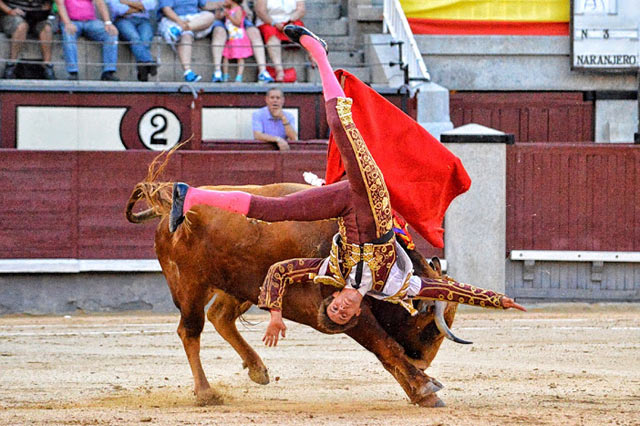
<box><xmin>0</xmin><ymin>304</ymin><xmax>639</xmax><ymax>425</ymax></box>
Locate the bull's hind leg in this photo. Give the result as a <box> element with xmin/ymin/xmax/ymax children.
<box><xmin>347</xmin><ymin>309</ymin><xmax>446</xmax><ymax>407</ymax></box>
<box><xmin>207</xmin><ymin>290</ymin><xmax>269</xmax><ymax>385</ymax></box>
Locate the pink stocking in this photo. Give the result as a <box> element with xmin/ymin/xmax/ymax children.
<box><xmin>300</xmin><ymin>35</ymin><xmax>344</xmax><ymax>101</ymax></box>
<box><xmin>184</xmin><ymin>187</ymin><xmax>251</xmax><ymax>215</ymax></box>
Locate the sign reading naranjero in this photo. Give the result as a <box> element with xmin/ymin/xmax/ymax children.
<box><xmin>571</xmin><ymin>0</ymin><xmax>639</xmax><ymax>71</ymax></box>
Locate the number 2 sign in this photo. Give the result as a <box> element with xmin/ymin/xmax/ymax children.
<box><xmin>138</xmin><ymin>107</ymin><xmax>182</xmax><ymax>151</ymax></box>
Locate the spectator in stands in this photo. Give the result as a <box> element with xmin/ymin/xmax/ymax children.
<box><xmin>55</xmin><ymin>0</ymin><xmax>120</xmax><ymax>80</ymax></box>
<box><xmin>105</xmin><ymin>0</ymin><xmax>158</xmax><ymax>81</ymax></box>
<box><xmin>157</xmin><ymin>0</ymin><xmax>218</xmax><ymax>82</ymax></box>
<box><xmin>254</xmin><ymin>0</ymin><xmax>304</xmax><ymax>82</ymax></box>
<box><xmin>211</xmin><ymin>0</ymin><xmax>273</xmax><ymax>83</ymax></box>
<box><xmin>0</xmin><ymin>0</ymin><xmax>56</xmax><ymax>79</ymax></box>
<box><xmin>252</xmin><ymin>87</ymin><xmax>296</xmax><ymax>150</ymax></box>
<box><xmin>220</xmin><ymin>0</ymin><xmax>251</xmax><ymax>82</ymax></box>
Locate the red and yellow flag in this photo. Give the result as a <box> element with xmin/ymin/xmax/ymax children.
<box><xmin>402</xmin><ymin>0</ymin><xmax>569</xmax><ymax>35</ymax></box>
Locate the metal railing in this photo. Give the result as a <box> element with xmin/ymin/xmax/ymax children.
<box><xmin>0</xmin><ymin>38</ymin><xmax>411</xmax><ymax>84</ymax></box>
<box><xmin>382</xmin><ymin>0</ymin><xmax>430</xmax><ymax>83</ymax></box>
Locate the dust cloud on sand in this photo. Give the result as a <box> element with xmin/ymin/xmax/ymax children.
<box><xmin>1</xmin><ymin>304</ymin><xmax>639</xmax><ymax>425</ymax></box>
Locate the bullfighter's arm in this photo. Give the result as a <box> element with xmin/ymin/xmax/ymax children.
<box><xmin>411</xmin><ymin>276</ymin><xmax>525</xmax><ymax>311</ymax></box>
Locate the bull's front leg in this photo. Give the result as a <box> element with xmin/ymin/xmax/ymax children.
<box><xmin>176</xmin><ymin>303</ymin><xmax>222</xmax><ymax>405</ymax></box>
<box><xmin>347</xmin><ymin>308</ymin><xmax>446</xmax><ymax>407</ymax></box>
<box><xmin>207</xmin><ymin>290</ymin><xmax>269</xmax><ymax>385</ymax></box>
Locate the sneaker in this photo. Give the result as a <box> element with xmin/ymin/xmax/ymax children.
<box><xmin>222</xmin><ymin>73</ymin><xmax>229</xmax><ymax>82</ymax></box>
<box><xmin>169</xmin><ymin>182</ymin><xmax>190</xmax><ymax>232</ymax></box>
<box><xmin>167</xmin><ymin>25</ymin><xmax>182</xmax><ymax>43</ymax></box>
<box><xmin>68</xmin><ymin>71</ymin><xmax>78</xmax><ymax>80</ymax></box>
<box><xmin>257</xmin><ymin>70</ymin><xmax>274</xmax><ymax>83</ymax></box>
<box><xmin>234</xmin><ymin>74</ymin><xmax>242</xmax><ymax>82</ymax></box>
<box><xmin>42</xmin><ymin>63</ymin><xmax>56</xmax><ymax>80</ymax></box>
<box><xmin>211</xmin><ymin>70</ymin><xmax>223</xmax><ymax>82</ymax></box>
<box><xmin>3</xmin><ymin>63</ymin><xmax>16</xmax><ymax>79</ymax></box>
<box><xmin>100</xmin><ymin>71</ymin><xmax>119</xmax><ymax>81</ymax></box>
<box><xmin>184</xmin><ymin>69</ymin><xmax>201</xmax><ymax>82</ymax></box>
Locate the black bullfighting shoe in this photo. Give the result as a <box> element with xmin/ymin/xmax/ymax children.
<box><xmin>283</xmin><ymin>25</ymin><xmax>328</xmax><ymax>54</ymax></box>
<box><xmin>169</xmin><ymin>182</ymin><xmax>189</xmax><ymax>232</ymax></box>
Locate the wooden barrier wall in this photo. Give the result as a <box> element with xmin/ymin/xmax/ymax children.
<box><xmin>0</xmin><ymin>149</ymin><xmax>328</xmax><ymax>259</ymax></box>
<box><xmin>507</xmin><ymin>143</ymin><xmax>640</xmax><ymax>252</ymax></box>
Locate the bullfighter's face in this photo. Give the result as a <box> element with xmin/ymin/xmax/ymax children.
<box><xmin>327</xmin><ymin>289</ymin><xmax>362</xmax><ymax>324</ymax></box>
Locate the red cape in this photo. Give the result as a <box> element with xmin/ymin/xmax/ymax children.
<box><xmin>325</xmin><ymin>70</ymin><xmax>471</xmax><ymax>248</ymax></box>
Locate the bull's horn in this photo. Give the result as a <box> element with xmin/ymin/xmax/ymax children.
<box><xmin>434</xmin><ymin>301</ymin><xmax>473</xmax><ymax>345</ymax></box>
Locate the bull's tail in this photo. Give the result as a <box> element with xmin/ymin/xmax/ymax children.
<box><xmin>125</xmin><ymin>142</ymin><xmax>185</xmax><ymax>224</ymax></box>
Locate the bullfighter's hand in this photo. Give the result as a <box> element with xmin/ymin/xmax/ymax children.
<box><xmin>262</xmin><ymin>311</ymin><xmax>287</xmax><ymax>347</ymax></box>
<box><xmin>501</xmin><ymin>296</ymin><xmax>526</xmax><ymax>312</ymax></box>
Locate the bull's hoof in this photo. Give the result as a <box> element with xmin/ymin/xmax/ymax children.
<box><xmin>415</xmin><ymin>393</ymin><xmax>446</xmax><ymax>408</ymax></box>
<box><xmin>195</xmin><ymin>388</ymin><xmax>224</xmax><ymax>406</ymax></box>
<box><xmin>247</xmin><ymin>365</ymin><xmax>270</xmax><ymax>385</ymax></box>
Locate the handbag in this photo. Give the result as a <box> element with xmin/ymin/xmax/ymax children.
<box><xmin>266</xmin><ymin>66</ymin><xmax>297</xmax><ymax>83</ymax></box>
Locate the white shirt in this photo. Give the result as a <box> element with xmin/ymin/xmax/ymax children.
<box><xmin>256</xmin><ymin>0</ymin><xmax>301</xmax><ymax>26</ymax></box>
<box><xmin>318</xmin><ymin>235</ymin><xmax>421</xmax><ymax>301</ymax></box>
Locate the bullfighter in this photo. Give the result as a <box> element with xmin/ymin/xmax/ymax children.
<box><xmin>168</xmin><ymin>25</ymin><xmax>525</xmax><ymax>347</ymax></box>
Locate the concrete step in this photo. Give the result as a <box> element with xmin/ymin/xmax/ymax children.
<box><xmin>328</xmin><ymin>50</ymin><xmax>364</xmax><ymax>68</ymax></box>
<box><xmin>306</xmin><ymin>17</ymin><xmax>348</xmax><ymax>36</ymax></box>
<box><xmin>305</xmin><ymin>3</ymin><xmax>341</xmax><ymax>19</ymax></box>
<box><xmin>306</xmin><ymin>64</ymin><xmax>371</xmax><ymax>85</ymax></box>
<box><xmin>322</xmin><ymin>35</ymin><xmax>355</xmax><ymax>51</ymax></box>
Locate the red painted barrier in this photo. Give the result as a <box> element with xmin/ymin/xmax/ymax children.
<box><xmin>507</xmin><ymin>143</ymin><xmax>640</xmax><ymax>252</ymax></box>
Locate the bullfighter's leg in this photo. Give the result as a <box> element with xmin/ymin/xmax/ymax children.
<box><xmin>287</xmin><ymin>25</ymin><xmax>393</xmax><ymax>241</ymax></box>
<box><xmin>346</xmin><ymin>306</ymin><xmax>446</xmax><ymax>407</ymax></box>
<box><xmin>207</xmin><ymin>290</ymin><xmax>270</xmax><ymax>385</ymax></box>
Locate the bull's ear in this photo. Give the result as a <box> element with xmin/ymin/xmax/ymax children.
<box><xmin>430</xmin><ymin>257</ymin><xmax>442</xmax><ymax>275</ymax></box>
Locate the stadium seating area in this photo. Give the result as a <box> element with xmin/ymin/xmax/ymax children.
<box><xmin>0</xmin><ymin>0</ymin><xmax>383</xmax><ymax>83</ymax></box>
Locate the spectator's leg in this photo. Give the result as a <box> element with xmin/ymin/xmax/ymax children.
<box><xmin>265</xmin><ymin>35</ymin><xmax>284</xmax><ymax>81</ymax></box>
<box><xmin>177</xmin><ymin>32</ymin><xmax>194</xmax><ymax>71</ymax></box>
<box><xmin>61</xmin><ymin>21</ymin><xmax>80</xmax><ymax>74</ymax></box>
<box><xmin>210</xmin><ymin>25</ymin><xmax>226</xmax><ymax>75</ymax></box>
<box><xmin>115</xmin><ymin>18</ymin><xmax>152</xmax><ymax>63</ymax></box>
<box><xmin>236</xmin><ymin>58</ymin><xmax>244</xmax><ymax>80</ymax></box>
<box><xmin>245</xmin><ymin>26</ymin><xmax>268</xmax><ymax>74</ymax></box>
<box><xmin>37</xmin><ymin>20</ymin><xmax>53</xmax><ymax>64</ymax></box>
<box><xmin>9</xmin><ymin>21</ymin><xmax>28</xmax><ymax>62</ymax></box>
<box><xmin>222</xmin><ymin>57</ymin><xmax>229</xmax><ymax>77</ymax></box>
<box><xmin>84</xmin><ymin>19</ymin><xmax>118</xmax><ymax>73</ymax></box>
<box><xmin>137</xmin><ymin>19</ymin><xmax>155</xmax><ymax>62</ymax></box>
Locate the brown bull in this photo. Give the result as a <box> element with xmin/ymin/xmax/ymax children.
<box><xmin>126</xmin><ymin>162</ymin><xmax>460</xmax><ymax>407</ymax></box>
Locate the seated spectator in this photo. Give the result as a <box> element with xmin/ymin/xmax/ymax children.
<box><xmin>252</xmin><ymin>87</ymin><xmax>296</xmax><ymax>150</ymax></box>
<box><xmin>105</xmin><ymin>0</ymin><xmax>158</xmax><ymax>81</ymax></box>
<box><xmin>55</xmin><ymin>0</ymin><xmax>120</xmax><ymax>80</ymax></box>
<box><xmin>157</xmin><ymin>0</ymin><xmax>221</xmax><ymax>82</ymax></box>
<box><xmin>211</xmin><ymin>0</ymin><xmax>273</xmax><ymax>83</ymax></box>
<box><xmin>0</xmin><ymin>0</ymin><xmax>56</xmax><ymax>79</ymax></box>
<box><xmin>254</xmin><ymin>0</ymin><xmax>304</xmax><ymax>82</ymax></box>
<box><xmin>221</xmin><ymin>0</ymin><xmax>250</xmax><ymax>82</ymax></box>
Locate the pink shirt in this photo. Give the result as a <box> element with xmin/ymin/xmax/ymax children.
<box><xmin>65</xmin><ymin>0</ymin><xmax>96</xmax><ymax>21</ymax></box>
